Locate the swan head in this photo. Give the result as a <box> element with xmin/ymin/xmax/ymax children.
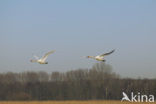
<box><xmin>30</xmin><ymin>60</ymin><xmax>37</xmax><ymax>63</ymax></box>
<box><xmin>87</xmin><ymin>56</ymin><xmax>94</xmax><ymax>58</ymax></box>
<box><xmin>45</xmin><ymin>62</ymin><xmax>48</xmax><ymax>64</ymax></box>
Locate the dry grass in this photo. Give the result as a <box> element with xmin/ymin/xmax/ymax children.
<box><xmin>0</xmin><ymin>100</ymin><xmax>155</xmax><ymax>104</ymax></box>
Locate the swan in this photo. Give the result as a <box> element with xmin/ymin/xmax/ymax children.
<box><xmin>87</xmin><ymin>49</ymin><xmax>115</xmax><ymax>62</ymax></box>
<box><xmin>30</xmin><ymin>50</ymin><xmax>55</xmax><ymax>64</ymax></box>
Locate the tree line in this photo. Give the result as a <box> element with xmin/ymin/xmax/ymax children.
<box><xmin>0</xmin><ymin>63</ymin><xmax>155</xmax><ymax>100</ymax></box>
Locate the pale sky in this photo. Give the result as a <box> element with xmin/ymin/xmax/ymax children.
<box><xmin>0</xmin><ymin>0</ymin><xmax>156</xmax><ymax>78</ymax></box>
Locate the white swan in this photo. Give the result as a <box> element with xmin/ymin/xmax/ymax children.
<box><xmin>30</xmin><ymin>50</ymin><xmax>55</xmax><ymax>64</ymax></box>
<box><xmin>87</xmin><ymin>49</ymin><xmax>115</xmax><ymax>62</ymax></box>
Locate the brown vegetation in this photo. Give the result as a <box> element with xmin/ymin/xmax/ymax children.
<box><xmin>0</xmin><ymin>101</ymin><xmax>154</xmax><ymax>104</ymax></box>
<box><xmin>0</xmin><ymin>63</ymin><xmax>155</xmax><ymax>101</ymax></box>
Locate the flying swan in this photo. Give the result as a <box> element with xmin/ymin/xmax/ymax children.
<box><xmin>86</xmin><ymin>49</ymin><xmax>115</xmax><ymax>62</ymax></box>
<box><xmin>30</xmin><ymin>50</ymin><xmax>55</xmax><ymax>64</ymax></box>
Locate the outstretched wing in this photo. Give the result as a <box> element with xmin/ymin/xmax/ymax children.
<box><xmin>100</xmin><ymin>49</ymin><xmax>115</xmax><ymax>57</ymax></box>
<box><xmin>33</xmin><ymin>55</ymin><xmax>39</xmax><ymax>60</ymax></box>
<box><xmin>40</xmin><ymin>50</ymin><xmax>55</xmax><ymax>62</ymax></box>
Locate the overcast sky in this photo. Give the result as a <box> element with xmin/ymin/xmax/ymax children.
<box><xmin>0</xmin><ymin>0</ymin><xmax>156</xmax><ymax>78</ymax></box>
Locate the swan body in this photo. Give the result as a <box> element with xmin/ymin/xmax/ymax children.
<box><xmin>30</xmin><ymin>50</ymin><xmax>55</xmax><ymax>64</ymax></box>
<box><xmin>87</xmin><ymin>49</ymin><xmax>115</xmax><ymax>62</ymax></box>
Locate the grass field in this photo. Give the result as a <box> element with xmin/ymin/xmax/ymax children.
<box><xmin>0</xmin><ymin>101</ymin><xmax>155</xmax><ymax>104</ymax></box>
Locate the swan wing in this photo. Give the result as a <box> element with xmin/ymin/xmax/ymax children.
<box><xmin>40</xmin><ymin>50</ymin><xmax>55</xmax><ymax>62</ymax></box>
<box><xmin>100</xmin><ymin>49</ymin><xmax>115</xmax><ymax>57</ymax></box>
<box><xmin>33</xmin><ymin>55</ymin><xmax>39</xmax><ymax>60</ymax></box>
